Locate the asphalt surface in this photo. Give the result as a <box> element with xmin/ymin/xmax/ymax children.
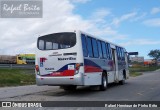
<box><xmin>0</xmin><ymin>70</ymin><xmax>160</xmax><ymax>110</ymax></box>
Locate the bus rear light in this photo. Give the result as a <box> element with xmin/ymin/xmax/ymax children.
<box><xmin>75</xmin><ymin>63</ymin><xmax>81</xmax><ymax>70</ymax></box>
<box><xmin>35</xmin><ymin>65</ymin><xmax>39</xmax><ymax>72</ymax></box>
<box><xmin>75</xmin><ymin>63</ymin><xmax>81</xmax><ymax>74</ymax></box>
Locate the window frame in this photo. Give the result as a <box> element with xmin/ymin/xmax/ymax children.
<box><xmin>86</xmin><ymin>36</ymin><xmax>93</xmax><ymax>57</ymax></box>
<box><xmin>97</xmin><ymin>40</ymin><xmax>103</xmax><ymax>58</ymax></box>
<box><xmin>81</xmin><ymin>34</ymin><xmax>88</xmax><ymax>57</ymax></box>
<box><xmin>101</xmin><ymin>41</ymin><xmax>107</xmax><ymax>59</ymax></box>
<box><xmin>37</xmin><ymin>32</ymin><xmax>76</xmax><ymax>50</ymax></box>
<box><xmin>91</xmin><ymin>38</ymin><xmax>99</xmax><ymax>58</ymax></box>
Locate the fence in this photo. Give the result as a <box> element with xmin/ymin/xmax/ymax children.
<box><xmin>0</xmin><ymin>64</ymin><xmax>35</xmax><ymax>69</ymax></box>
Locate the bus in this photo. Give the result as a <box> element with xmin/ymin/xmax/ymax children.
<box><xmin>35</xmin><ymin>30</ymin><xmax>129</xmax><ymax>91</ymax></box>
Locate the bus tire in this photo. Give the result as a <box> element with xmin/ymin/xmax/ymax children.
<box><xmin>100</xmin><ymin>73</ymin><xmax>107</xmax><ymax>91</ymax></box>
<box><xmin>61</xmin><ymin>85</ymin><xmax>77</xmax><ymax>91</ymax></box>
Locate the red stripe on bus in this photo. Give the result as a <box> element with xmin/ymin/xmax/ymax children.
<box><xmin>42</xmin><ymin>70</ymin><xmax>75</xmax><ymax>77</ymax></box>
<box><xmin>84</xmin><ymin>66</ymin><xmax>103</xmax><ymax>73</ymax></box>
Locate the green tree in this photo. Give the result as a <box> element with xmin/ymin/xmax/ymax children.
<box><xmin>148</xmin><ymin>49</ymin><xmax>160</xmax><ymax>60</ymax></box>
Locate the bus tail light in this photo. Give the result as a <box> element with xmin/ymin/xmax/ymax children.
<box><xmin>75</xmin><ymin>63</ymin><xmax>81</xmax><ymax>70</ymax></box>
<box><xmin>35</xmin><ymin>65</ymin><xmax>39</xmax><ymax>71</ymax></box>
<box><xmin>35</xmin><ymin>65</ymin><xmax>40</xmax><ymax>74</ymax></box>
<box><xmin>75</xmin><ymin>63</ymin><xmax>81</xmax><ymax>74</ymax></box>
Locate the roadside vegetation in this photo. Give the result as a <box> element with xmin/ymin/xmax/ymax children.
<box><xmin>0</xmin><ymin>65</ymin><xmax>160</xmax><ymax>87</ymax></box>
<box><xmin>0</xmin><ymin>69</ymin><xmax>35</xmax><ymax>87</ymax></box>
<box><xmin>129</xmin><ymin>66</ymin><xmax>160</xmax><ymax>77</ymax></box>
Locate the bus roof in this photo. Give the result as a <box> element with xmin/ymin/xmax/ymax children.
<box><xmin>78</xmin><ymin>30</ymin><xmax>126</xmax><ymax>50</ymax></box>
<box><xmin>38</xmin><ymin>30</ymin><xmax>127</xmax><ymax>52</ymax></box>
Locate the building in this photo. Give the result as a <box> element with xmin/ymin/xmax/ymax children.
<box><xmin>144</xmin><ymin>59</ymin><xmax>156</xmax><ymax>66</ymax></box>
<box><xmin>130</xmin><ymin>56</ymin><xmax>144</xmax><ymax>63</ymax></box>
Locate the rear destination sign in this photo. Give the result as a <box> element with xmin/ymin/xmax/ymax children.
<box><xmin>58</xmin><ymin>57</ymin><xmax>76</xmax><ymax>61</ymax></box>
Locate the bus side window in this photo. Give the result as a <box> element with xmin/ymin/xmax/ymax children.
<box><xmin>46</xmin><ymin>42</ymin><xmax>52</xmax><ymax>50</ymax></box>
<box><xmin>81</xmin><ymin>34</ymin><xmax>88</xmax><ymax>57</ymax></box>
<box><xmin>53</xmin><ymin>42</ymin><xmax>58</xmax><ymax>49</ymax></box>
<box><xmin>107</xmin><ymin>43</ymin><xmax>112</xmax><ymax>60</ymax></box>
<box><xmin>119</xmin><ymin>47</ymin><xmax>122</xmax><ymax>60</ymax></box>
<box><xmin>97</xmin><ymin>40</ymin><xmax>103</xmax><ymax>58</ymax></box>
<box><xmin>38</xmin><ymin>40</ymin><xmax>44</xmax><ymax>50</ymax></box>
<box><xmin>102</xmin><ymin>42</ymin><xmax>107</xmax><ymax>59</ymax></box>
<box><xmin>121</xmin><ymin>48</ymin><xmax>125</xmax><ymax>60</ymax></box>
<box><xmin>91</xmin><ymin>38</ymin><xmax>99</xmax><ymax>58</ymax></box>
<box><xmin>116</xmin><ymin>46</ymin><xmax>120</xmax><ymax>60</ymax></box>
<box><xmin>120</xmin><ymin>48</ymin><xmax>124</xmax><ymax>61</ymax></box>
<box><xmin>106</xmin><ymin>43</ymin><xmax>109</xmax><ymax>59</ymax></box>
<box><xmin>106</xmin><ymin>43</ymin><xmax>112</xmax><ymax>60</ymax></box>
<box><xmin>87</xmin><ymin>37</ymin><xmax>93</xmax><ymax>57</ymax></box>
<box><xmin>119</xmin><ymin>47</ymin><xmax>123</xmax><ymax>60</ymax></box>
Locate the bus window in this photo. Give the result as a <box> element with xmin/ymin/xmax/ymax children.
<box><xmin>87</xmin><ymin>37</ymin><xmax>93</xmax><ymax>57</ymax></box>
<box><xmin>109</xmin><ymin>44</ymin><xmax>112</xmax><ymax>60</ymax></box>
<box><xmin>53</xmin><ymin>43</ymin><xmax>58</xmax><ymax>49</ymax></box>
<box><xmin>106</xmin><ymin>43</ymin><xmax>110</xmax><ymax>59</ymax></box>
<box><xmin>38</xmin><ymin>40</ymin><xmax>44</xmax><ymax>50</ymax></box>
<box><xmin>107</xmin><ymin>43</ymin><xmax>112</xmax><ymax>60</ymax></box>
<box><xmin>121</xmin><ymin>48</ymin><xmax>125</xmax><ymax>60</ymax></box>
<box><xmin>46</xmin><ymin>42</ymin><xmax>52</xmax><ymax>50</ymax></box>
<box><xmin>116</xmin><ymin>47</ymin><xmax>121</xmax><ymax>60</ymax></box>
<box><xmin>97</xmin><ymin>40</ymin><xmax>103</xmax><ymax>58</ymax></box>
<box><xmin>81</xmin><ymin>34</ymin><xmax>88</xmax><ymax>57</ymax></box>
<box><xmin>37</xmin><ymin>32</ymin><xmax>76</xmax><ymax>50</ymax></box>
<box><xmin>119</xmin><ymin>47</ymin><xmax>122</xmax><ymax>60</ymax></box>
<box><xmin>120</xmin><ymin>47</ymin><xmax>123</xmax><ymax>60</ymax></box>
<box><xmin>102</xmin><ymin>42</ymin><xmax>107</xmax><ymax>59</ymax></box>
<box><xmin>92</xmin><ymin>38</ymin><xmax>99</xmax><ymax>58</ymax></box>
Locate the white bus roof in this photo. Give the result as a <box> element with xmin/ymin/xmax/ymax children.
<box><xmin>78</xmin><ymin>30</ymin><xmax>126</xmax><ymax>50</ymax></box>
<box><xmin>38</xmin><ymin>30</ymin><xmax>127</xmax><ymax>52</ymax></box>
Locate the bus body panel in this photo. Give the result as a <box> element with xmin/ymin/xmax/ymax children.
<box><xmin>83</xmin><ymin>57</ymin><xmax>114</xmax><ymax>85</ymax></box>
<box><xmin>36</xmin><ymin>30</ymin><xmax>129</xmax><ymax>87</ymax></box>
<box><xmin>36</xmin><ymin>31</ymin><xmax>85</xmax><ymax>86</ymax></box>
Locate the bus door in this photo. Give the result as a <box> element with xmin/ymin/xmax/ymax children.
<box><xmin>111</xmin><ymin>48</ymin><xmax>119</xmax><ymax>82</ymax></box>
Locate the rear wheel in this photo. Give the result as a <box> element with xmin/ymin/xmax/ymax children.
<box><xmin>100</xmin><ymin>73</ymin><xmax>107</xmax><ymax>91</ymax></box>
<box><xmin>61</xmin><ymin>85</ymin><xmax>77</xmax><ymax>91</ymax></box>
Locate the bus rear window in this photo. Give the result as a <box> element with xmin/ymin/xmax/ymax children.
<box><xmin>37</xmin><ymin>32</ymin><xmax>76</xmax><ymax>50</ymax></box>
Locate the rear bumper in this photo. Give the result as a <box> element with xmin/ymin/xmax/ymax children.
<box><xmin>36</xmin><ymin>74</ymin><xmax>83</xmax><ymax>86</ymax></box>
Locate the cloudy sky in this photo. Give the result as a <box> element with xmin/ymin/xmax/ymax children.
<box><xmin>0</xmin><ymin>0</ymin><xmax>160</xmax><ymax>59</ymax></box>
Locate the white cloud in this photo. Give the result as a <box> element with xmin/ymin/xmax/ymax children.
<box><xmin>143</xmin><ymin>18</ymin><xmax>160</xmax><ymax>27</ymax></box>
<box><xmin>0</xmin><ymin>0</ymin><xmax>125</xmax><ymax>55</ymax></box>
<box><xmin>90</xmin><ymin>8</ymin><xmax>111</xmax><ymax>24</ymax></box>
<box><xmin>151</xmin><ymin>7</ymin><xmax>160</xmax><ymax>14</ymax></box>
<box><xmin>92</xmin><ymin>8</ymin><xmax>111</xmax><ymax>19</ymax></box>
<box><xmin>131</xmin><ymin>12</ymin><xmax>146</xmax><ymax>22</ymax></box>
<box><xmin>0</xmin><ymin>0</ymin><xmax>91</xmax><ymax>55</ymax></box>
<box><xmin>119</xmin><ymin>39</ymin><xmax>160</xmax><ymax>46</ymax></box>
<box><xmin>112</xmin><ymin>12</ymin><xmax>137</xmax><ymax>26</ymax></box>
<box><xmin>70</xmin><ymin>0</ymin><xmax>91</xmax><ymax>3</ymax></box>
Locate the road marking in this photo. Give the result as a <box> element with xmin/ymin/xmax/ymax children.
<box><xmin>137</xmin><ymin>93</ymin><xmax>143</xmax><ymax>96</ymax></box>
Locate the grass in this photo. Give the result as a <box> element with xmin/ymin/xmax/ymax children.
<box><xmin>129</xmin><ymin>72</ymin><xmax>143</xmax><ymax>77</ymax></box>
<box><xmin>129</xmin><ymin>66</ymin><xmax>160</xmax><ymax>77</ymax></box>
<box><xmin>0</xmin><ymin>69</ymin><xmax>35</xmax><ymax>87</ymax></box>
<box><xmin>0</xmin><ymin>66</ymin><xmax>160</xmax><ymax>87</ymax></box>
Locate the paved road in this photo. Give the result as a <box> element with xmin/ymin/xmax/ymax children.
<box><xmin>0</xmin><ymin>70</ymin><xmax>160</xmax><ymax>101</ymax></box>
<box><xmin>0</xmin><ymin>70</ymin><xmax>160</xmax><ymax>102</ymax></box>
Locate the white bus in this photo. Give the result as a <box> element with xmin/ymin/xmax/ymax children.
<box><xmin>36</xmin><ymin>30</ymin><xmax>129</xmax><ymax>91</ymax></box>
